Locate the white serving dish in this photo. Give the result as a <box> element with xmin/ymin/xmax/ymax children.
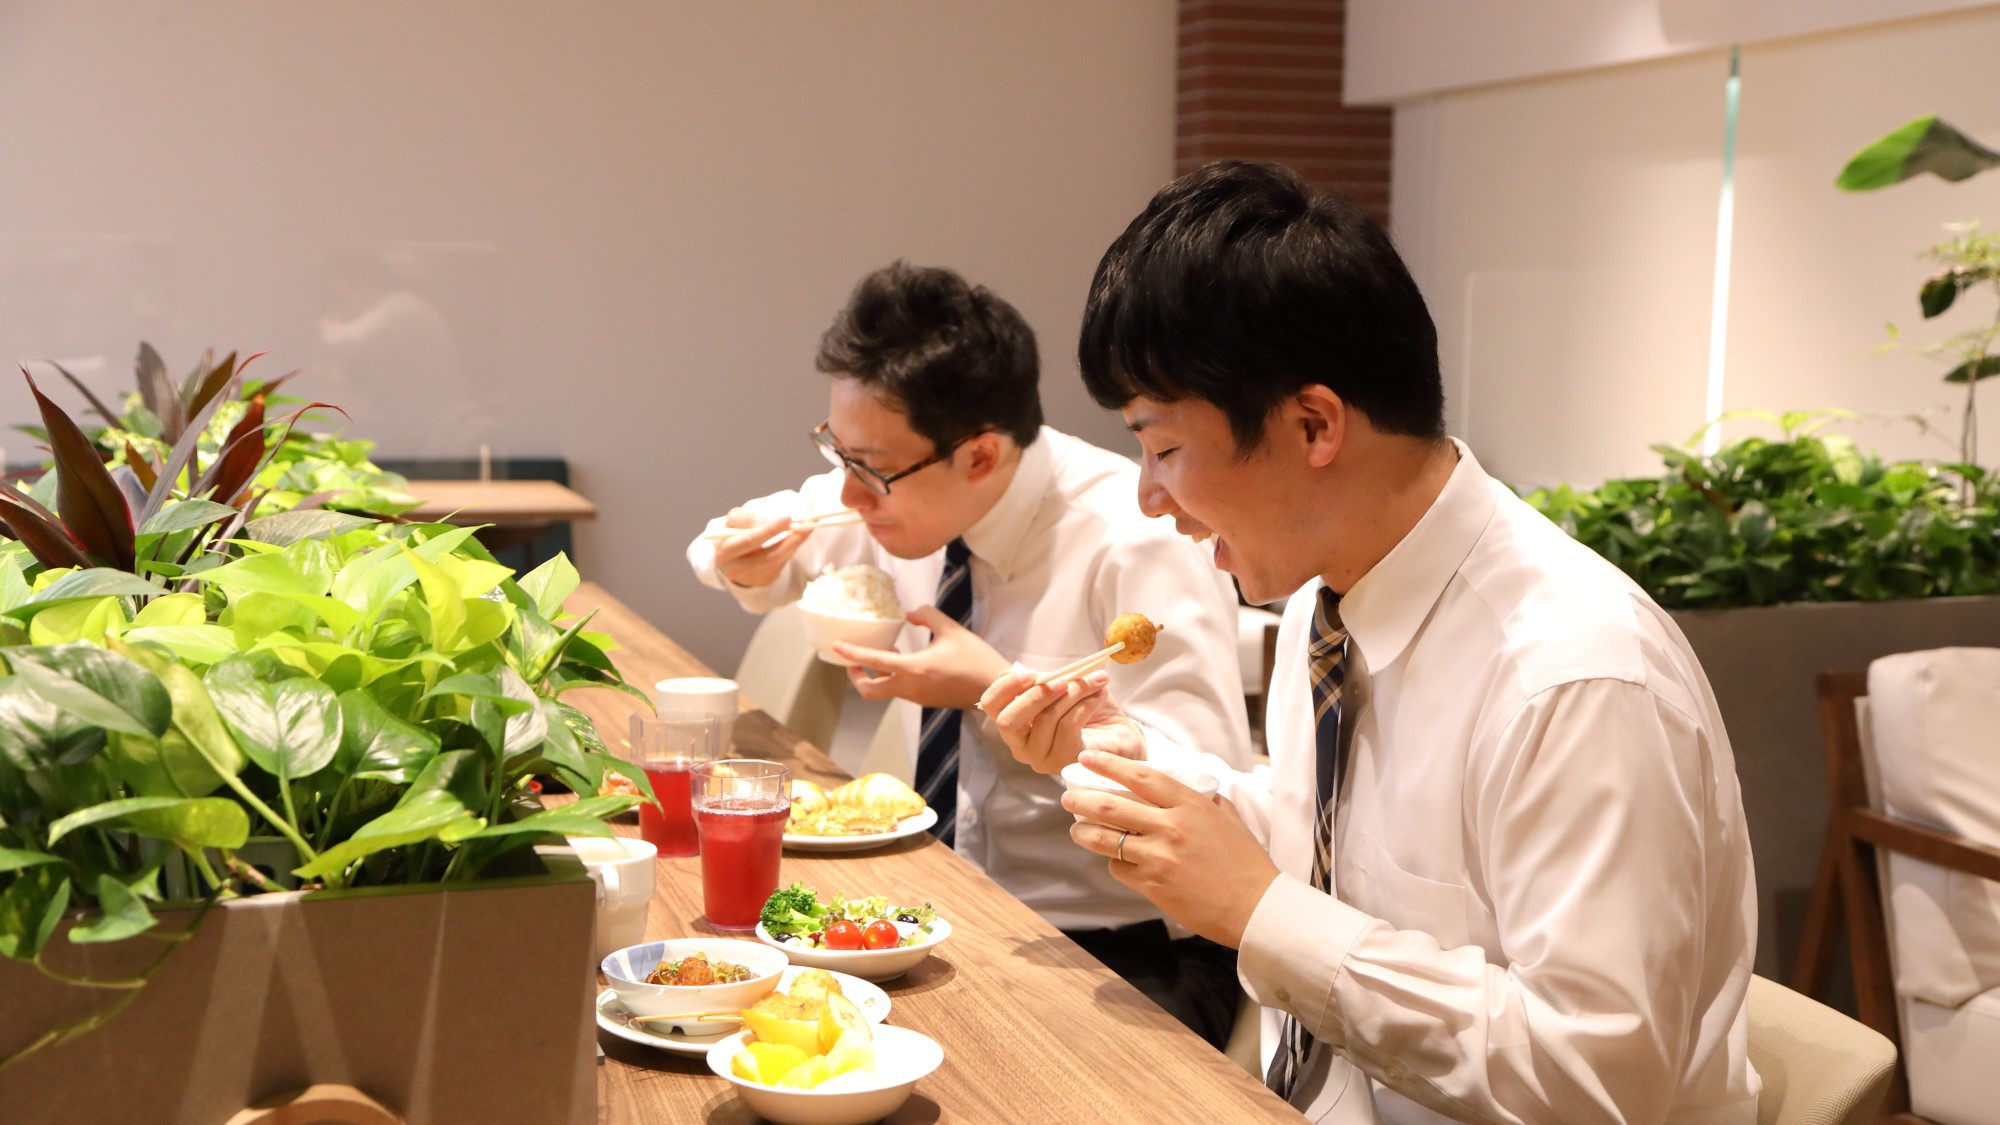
<box><xmin>783</xmin><ymin>806</ymin><xmax>939</xmax><ymax>852</ymax></box>
<box><xmin>755</xmin><ymin>917</ymin><xmax>952</xmax><ymax>982</ymax></box>
<box><xmin>594</xmin><ymin>965</ymin><xmax>890</xmax><ymax>1056</ymax></box>
<box><xmin>705</xmin><ymin>1024</ymin><xmax>945</xmax><ymax>1125</ymax></box>
<box><xmin>798</xmin><ymin>607</ymin><xmax>904</xmax><ymax>667</ymax></box>
<box><xmin>600</xmin><ymin>937</ymin><xmax>788</xmax><ymax>1034</ymax></box>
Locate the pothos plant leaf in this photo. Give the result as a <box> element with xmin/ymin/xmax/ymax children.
<box><xmin>204</xmin><ymin>653</ymin><xmax>342</xmax><ymax>780</ymax></box>
<box><xmin>69</xmin><ymin>874</ymin><xmax>155</xmax><ymax>945</ymax></box>
<box><xmin>4</xmin><ymin>644</ymin><xmax>170</xmax><ymax>740</ymax></box>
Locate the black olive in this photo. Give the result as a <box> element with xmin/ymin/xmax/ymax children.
<box><xmin>896</xmin><ymin>912</ymin><xmax>919</xmax><ymax>924</ymax></box>
<box><xmin>774</xmin><ymin>932</ymin><xmax>794</xmax><ymax>943</ymax></box>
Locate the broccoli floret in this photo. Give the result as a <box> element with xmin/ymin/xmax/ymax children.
<box><xmin>760</xmin><ymin>882</ymin><xmax>827</xmax><ymax>934</ymax></box>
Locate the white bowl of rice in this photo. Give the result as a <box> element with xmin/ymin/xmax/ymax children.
<box><xmin>798</xmin><ymin>566</ymin><xmax>905</xmax><ymax>666</ymax></box>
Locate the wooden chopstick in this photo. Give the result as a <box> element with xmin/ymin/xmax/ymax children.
<box><xmin>701</xmin><ymin>510</ymin><xmax>862</xmax><ymax>540</ymax></box>
<box><xmin>1035</xmin><ymin>642</ymin><xmax>1124</xmax><ymax>688</ymax></box>
<box><xmin>628</xmin><ymin>1010</ymin><xmax>746</xmax><ymax>1024</ymax></box>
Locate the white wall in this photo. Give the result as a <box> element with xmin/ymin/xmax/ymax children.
<box><xmin>0</xmin><ymin>1</ymin><xmax>1177</xmax><ymax>672</ymax></box>
<box><xmin>1393</xmin><ymin>4</ymin><xmax>2000</xmax><ymax>490</ymax></box>
<box><xmin>1349</xmin><ymin>0</ymin><xmax>1996</xmax><ymax>103</ymax></box>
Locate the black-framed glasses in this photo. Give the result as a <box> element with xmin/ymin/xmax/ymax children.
<box><xmin>811</xmin><ymin>420</ymin><xmax>975</xmax><ymax>496</ymax></box>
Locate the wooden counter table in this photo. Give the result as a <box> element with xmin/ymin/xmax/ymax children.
<box><xmin>562</xmin><ymin>581</ymin><xmax>1303</xmax><ymax>1123</ymax></box>
<box><xmin>404</xmin><ymin>479</ymin><xmax>598</xmax><ymax>525</ymax></box>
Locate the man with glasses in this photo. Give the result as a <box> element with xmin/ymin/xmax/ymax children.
<box><xmin>687</xmin><ymin>261</ymin><xmax>1254</xmax><ymax>1047</ymax></box>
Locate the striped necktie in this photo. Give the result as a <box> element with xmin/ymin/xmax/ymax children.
<box><xmin>915</xmin><ymin>538</ymin><xmax>972</xmax><ymax>846</ymax></box>
<box><xmin>1265</xmin><ymin>586</ymin><xmax>1349</xmax><ymax>1103</ymax></box>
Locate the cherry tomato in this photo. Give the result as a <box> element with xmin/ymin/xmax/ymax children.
<box><xmin>822</xmin><ymin>920</ymin><xmax>865</xmax><ymax>951</ymax></box>
<box><xmin>862</xmin><ymin>920</ymin><xmax>900</xmax><ymax>950</ymax></box>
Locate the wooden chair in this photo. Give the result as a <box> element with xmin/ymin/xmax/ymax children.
<box><xmin>1794</xmin><ymin>662</ymin><xmax>2000</xmax><ymax>1123</ymax></box>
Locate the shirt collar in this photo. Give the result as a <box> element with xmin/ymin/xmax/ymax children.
<box><xmin>960</xmin><ymin>426</ymin><xmax>1055</xmax><ymax>580</ymax></box>
<box><xmin>1337</xmin><ymin>437</ymin><xmax>1497</xmax><ymax>676</ymax></box>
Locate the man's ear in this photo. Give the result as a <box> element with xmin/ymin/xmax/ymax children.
<box><xmin>962</xmin><ymin>432</ymin><xmax>1009</xmax><ymax>483</ymax></box>
<box><xmin>1294</xmin><ymin>385</ymin><xmax>1347</xmax><ymax>469</ymax></box>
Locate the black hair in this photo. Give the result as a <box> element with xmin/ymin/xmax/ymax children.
<box><xmin>815</xmin><ymin>262</ymin><xmax>1043</xmax><ymax>450</ymax></box>
<box><xmin>1078</xmin><ymin>161</ymin><xmax>1443</xmax><ymax>452</ymax></box>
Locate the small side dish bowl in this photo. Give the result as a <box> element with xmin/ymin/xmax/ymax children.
<box><xmin>601</xmin><ymin>937</ymin><xmax>788</xmax><ymax>1035</ymax></box>
<box><xmin>705</xmin><ymin>1024</ymin><xmax>945</xmax><ymax>1125</ymax></box>
<box><xmin>798</xmin><ymin>608</ymin><xmax>905</xmax><ymax>667</ymax></box>
<box><xmin>755</xmin><ymin>917</ymin><xmax>953</xmax><ymax>982</ymax></box>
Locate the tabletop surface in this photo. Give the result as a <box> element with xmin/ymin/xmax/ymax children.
<box><xmin>560</xmin><ymin>580</ymin><xmax>1302</xmax><ymax>1123</ymax></box>
<box><xmin>403</xmin><ymin>479</ymin><xmax>598</xmax><ymax>523</ymax></box>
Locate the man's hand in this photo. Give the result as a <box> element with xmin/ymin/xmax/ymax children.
<box><xmin>834</xmin><ymin>606</ymin><xmax>1011</xmax><ymax>709</ymax></box>
<box><xmin>710</xmin><ymin>507</ymin><xmax>810</xmax><ymax>589</ymax></box>
<box><xmin>1062</xmin><ymin>750</ymin><xmax>1279</xmax><ymax>948</ymax></box>
<box><xmin>978</xmin><ymin>668</ymin><xmax>1145</xmax><ymax>774</ymax></box>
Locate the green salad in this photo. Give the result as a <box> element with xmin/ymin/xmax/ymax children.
<box><xmin>760</xmin><ymin>882</ymin><xmax>939</xmax><ymax>951</ymax></box>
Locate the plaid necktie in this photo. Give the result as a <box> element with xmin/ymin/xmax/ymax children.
<box><xmin>915</xmin><ymin>538</ymin><xmax>972</xmax><ymax>846</ymax></box>
<box><xmin>1265</xmin><ymin>586</ymin><xmax>1349</xmax><ymax>1103</ymax></box>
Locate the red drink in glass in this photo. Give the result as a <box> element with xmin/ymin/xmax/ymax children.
<box><xmin>694</xmin><ymin>798</ymin><xmax>790</xmax><ymax>929</ymax></box>
<box><xmin>629</xmin><ymin>712</ymin><xmax>720</xmax><ymax>858</ymax></box>
<box><xmin>637</xmin><ymin>761</ymin><xmax>699</xmax><ymax>857</ymax></box>
<box><xmin>691</xmin><ymin>759</ymin><xmax>792</xmax><ymax>930</ymax></box>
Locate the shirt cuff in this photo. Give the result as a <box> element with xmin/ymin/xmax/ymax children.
<box><xmin>1237</xmin><ymin>871</ymin><xmax>1372</xmax><ymax>1043</ymax></box>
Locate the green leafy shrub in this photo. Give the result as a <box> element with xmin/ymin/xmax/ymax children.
<box><xmin>0</xmin><ymin>362</ymin><xmax>643</xmax><ymax>1068</ymax></box>
<box><xmin>1524</xmin><ymin>413</ymin><xmax>2000</xmax><ymax>609</ymax></box>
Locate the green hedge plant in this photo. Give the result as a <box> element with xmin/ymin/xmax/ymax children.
<box><xmin>1525</xmin><ymin>412</ymin><xmax>2000</xmax><ymax>609</ymax></box>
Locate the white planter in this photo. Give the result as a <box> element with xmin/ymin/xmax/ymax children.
<box><xmin>0</xmin><ymin>858</ymin><xmax>596</xmax><ymax>1125</ymax></box>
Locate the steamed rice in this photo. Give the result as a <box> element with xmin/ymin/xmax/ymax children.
<box><xmin>800</xmin><ymin>564</ymin><xmax>902</xmax><ymax>621</ymax></box>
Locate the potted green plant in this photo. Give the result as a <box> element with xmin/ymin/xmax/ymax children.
<box><xmin>0</xmin><ymin>367</ymin><xmax>649</xmax><ymax>1124</ymax></box>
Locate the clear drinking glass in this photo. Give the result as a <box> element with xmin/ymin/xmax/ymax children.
<box><xmin>629</xmin><ymin>712</ymin><xmax>721</xmax><ymax>858</ymax></box>
<box><xmin>690</xmin><ymin>759</ymin><xmax>792</xmax><ymax>929</ymax></box>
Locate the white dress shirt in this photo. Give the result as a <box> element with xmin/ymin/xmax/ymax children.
<box><xmin>1212</xmin><ymin>441</ymin><xmax>1760</xmax><ymax>1124</ymax></box>
<box><xmin>688</xmin><ymin>426</ymin><xmax>1252</xmax><ymax>931</ymax></box>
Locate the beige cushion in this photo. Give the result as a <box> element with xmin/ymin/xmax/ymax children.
<box><xmin>1904</xmin><ymin>987</ymin><xmax>2000</xmax><ymax>1125</ymax></box>
<box><xmin>1747</xmin><ymin>975</ymin><xmax>1897</xmax><ymax>1125</ymax></box>
<box><xmin>1867</xmin><ymin>648</ymin><xmax>2000</xmax><ymax>1008</ymax></box>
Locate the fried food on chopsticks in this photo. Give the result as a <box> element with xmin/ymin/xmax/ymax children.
<box><xmin>1104</xmin><ymin>613</ymin><xmax>1159</xmax><ymax>664</ymax></box>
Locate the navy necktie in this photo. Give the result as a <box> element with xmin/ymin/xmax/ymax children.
<box><xmin>1266</xmin><ymin>586</ymin><xmax>1349</xmax><ymax>1103</ymax></box>
<box><xmin>915</xmin><ymin>538</ymin><xmax>972</xmax><ymax>846</ymax></box>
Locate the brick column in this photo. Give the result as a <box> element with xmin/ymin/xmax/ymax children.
<box><xmin>1176</xmin><ymin>0</ymin><xmax>1392</xmax><ymax>224</ymax></box>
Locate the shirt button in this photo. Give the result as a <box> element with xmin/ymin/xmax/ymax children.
<box><xmin>1276</xmin><ymin>986</ymin><xmax>1291</xmax><ymax>1005</ymax></box>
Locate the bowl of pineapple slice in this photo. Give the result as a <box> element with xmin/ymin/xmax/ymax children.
<box><xmin>707</xmin><ymin>971</ymin><xmax>943</xmax><ymax>1125</ymax></box>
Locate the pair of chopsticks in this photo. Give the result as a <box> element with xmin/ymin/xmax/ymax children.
<box><xmin>628</xmin><ymin>1010</ymin><xmax>745</xmax><ymax>1025</ymax></box>
<box><xmin>1034</xmin><ymin>643</ymin><xmax>1124</xmax><ymax>688</ymax></box>
<box><xmin>701</xmin><ymin>509</ymin><xmax>864</xmax><ymax>542</ymax></box>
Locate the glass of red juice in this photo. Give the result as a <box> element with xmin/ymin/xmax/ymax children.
<box><xmin>630</xmin><ymin>712</ymin><xmax>720</xmax><ymax>858</ymax></box>
<box><xmin>690</xmin><ymin>759</ymin><xmax>792</xmax><ymax>929</ymax></box>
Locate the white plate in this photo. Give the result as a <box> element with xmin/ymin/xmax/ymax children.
<box><xmin>783</xmin><ymin>806</ymin><xmax>939</xmax><ymax>852</ymax></box>
<box><xmin>595</xmin><ymin>966</ymin><xmax>890</xmax><ymax>1056</ymax></box>
<box><xmin>756</xmin><ymin>917</ymin><xmax>952</xmax><ymax>983</ymax></box>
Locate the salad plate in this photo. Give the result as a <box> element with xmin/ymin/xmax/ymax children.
<box><xmin>595</xmin><ymin>966</ymin><xmax>890</xmax><ymax>1057</ymax></box>
<box><xmin>783</xmin><ymin>806</ymin><xmax>938</xmax><ymax>853</ymax></box>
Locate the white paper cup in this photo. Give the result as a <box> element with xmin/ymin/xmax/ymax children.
<box><xmin>656</xmin><ymin>676</ymin><xmax>738</xmax><ymax>750</ymax></box>
<box><xmin>567</xmin><ymin>836</ymin><xmax>657</xmax><ymax>961</ymax></box>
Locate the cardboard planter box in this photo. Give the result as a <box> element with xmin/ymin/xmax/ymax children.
<box><xmin>1672</xmin><ymin>594</ymin><xmax>2000</xmax><ymax>980</ymax></box>
<box><xmin>0</xmin><ymin>860</ymin><xmax>596</xmax><ymax>1125</ymax></box>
